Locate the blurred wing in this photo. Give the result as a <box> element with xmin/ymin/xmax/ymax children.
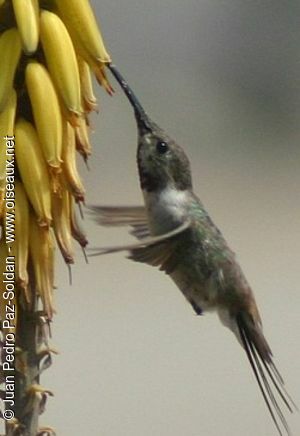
<box><xmin>89</xmin><ymin>217</ymin><xmax>191</xmax><ymax>274</ymax></box>
<box><xmin>88</xmin><ymin>205</ymin><xmax>150</xmax><ymax>239</ymax></box>
<box><xmin>128</xmin><ymin>238</ymin><xmax>180</xmax><ymax>274</ymax></box>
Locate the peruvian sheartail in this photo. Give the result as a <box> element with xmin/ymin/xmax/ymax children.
<box><xmin>90</xmin><ymin>64</ymin><xmax>296</xmax><ymax>436</ymax></box>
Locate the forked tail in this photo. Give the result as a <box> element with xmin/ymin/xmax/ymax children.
<box><xmin>236</xmin><ymin>312</ymin><xmax>297</xmax><ymax>436</ymax></box>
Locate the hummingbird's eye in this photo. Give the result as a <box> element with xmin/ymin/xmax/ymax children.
<box><xmin>156</xmin><ymin>141</ymin><xmax>168</xmax><ymax>154</ymax></box>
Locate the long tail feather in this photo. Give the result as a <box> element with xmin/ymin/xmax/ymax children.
<box><xmin>236</xmin><ymin>313</ymin><xmax>295</xmax><ymax>436</ymax></box>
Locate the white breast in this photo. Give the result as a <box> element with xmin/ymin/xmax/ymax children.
<box><xmin>144</xmin><ymin>187</ymin><xmax>189</xmax><ymax>234</ymax></box>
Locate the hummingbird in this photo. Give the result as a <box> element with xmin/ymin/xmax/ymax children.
<box><xmin>89</xmin><ymin>64</ymin><xmax>296</xmax><ymax>435</ymax></box>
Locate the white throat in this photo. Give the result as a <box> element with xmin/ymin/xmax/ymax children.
<box><xmin>143</xmin><ymin>187</ymin><xmax>190</xmax><ymax>234</ymax></box>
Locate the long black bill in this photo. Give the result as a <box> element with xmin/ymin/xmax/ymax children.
<box><xmin>107</xmin><ymin>64</ymin><xmax>153</xmax><ymax>133</ymax></box>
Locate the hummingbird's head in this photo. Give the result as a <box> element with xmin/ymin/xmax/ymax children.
<box><xmin>108</xmin><ymin>64</ymin><xmax>192</xmax><ymax>192</ymax></box>
<box><xmin>136</xmin><ymin>125</ymin><xmax>192</xmax><ymax>193</ymax></box>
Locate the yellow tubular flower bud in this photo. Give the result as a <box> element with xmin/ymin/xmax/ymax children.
<box><xmin>0</xmin><ymin>28</ymin><xmax>21</xmax><ymax>111</ymax></box>
<box><xmin>77</xmin><ymin>56</ymin><xmax>98</xmax><ymax>113</ymax></box>
<box><xmin>12</xmin><ymin>0</ymin><xmax>39</xmax><ymax>54</ymax></box>
<box><xmin>56</xmin><ymin>0</ymin><xmax>111</xmax><ymax>63</ymax></box>
<box><xmin>0</xmin><ymin>89</ymin><xmax>17</xmax><ymax>219</ymax></box>
<box><xmin>69</xmin><ymin>194</ymin><xmax>88</xmax><ymax>249</ymax></box>
<box><xmin>29</xmin><ymin>214</ymin><xmax>55</xmax><ymax>319</ymax></box>
<box><xmin>15</xmin><ymin>119</ymin><xmax>52</xmax><ymax>227</ymax></box>
<box><xmin>25</xmin><ymin>62</ymin><xmax>63</xmax><ymax>190</ymax></box>
<box><xmin>52</xmin><ymin>184</ymin><xmax>74</xmax><ymax>265</ymax></box>
<box><xmin>92</xmin><ymin>63</ymin><xmax>114</xmax><ymax>95</ymax></box>
<box><xmin>40</xmin><ymin>10</ymin><xmax>82</xmax><ymax>126</ymax></box>
<box><xmin>62</xmin><ymin>120</ymin><xmax>85</xmax><ymax>202</ymax></box>
<box><xmin>75</xmin><ymin>115</ymin><xmax>92</xmax><ymax>161</ymax></box>
<box><xmin>55</xmin><ymin>0</ymin><xmax>113</xmax><ymax>94</ymax></box>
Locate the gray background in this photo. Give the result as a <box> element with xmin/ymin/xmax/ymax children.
<box><xmin>46</xmin><ymin>1</ymin><xmax>299</xmax><ymax>435</ymax></box>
